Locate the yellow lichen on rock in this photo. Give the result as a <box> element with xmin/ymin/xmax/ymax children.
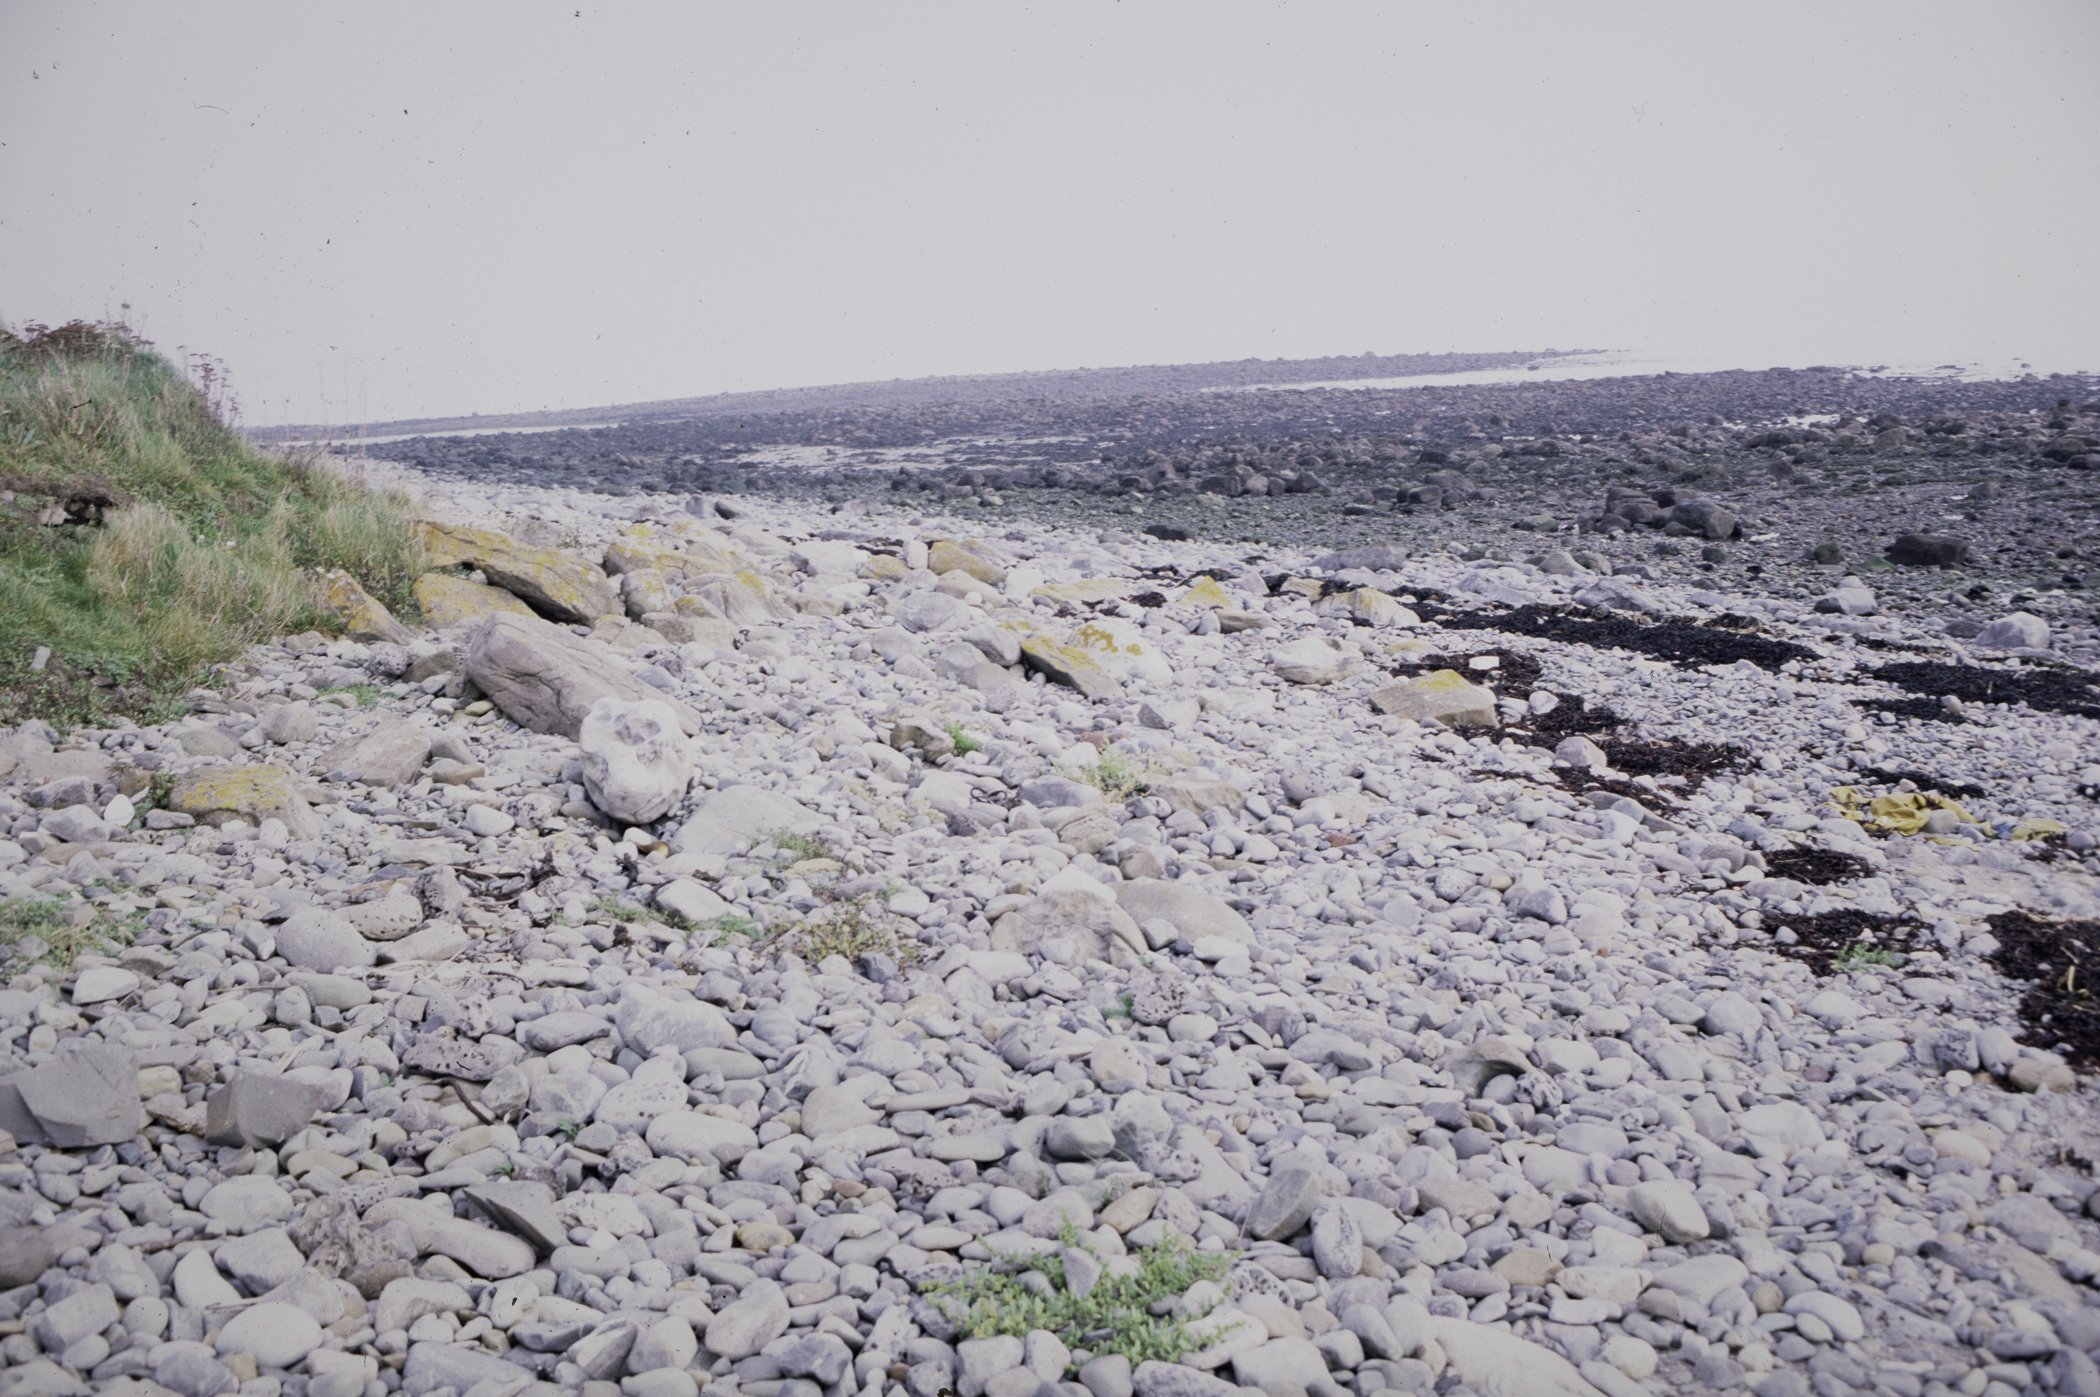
<box><xmin>413</xmin><ymin>573</ymin><xmax>537</xmax><ymax>628</ymax></box>
<box><xmin>1033</xmin><ymin>578</ymin><xmax>1136</xmax><ymax>605</ymax></box>
<box><xmin>1368</xmin><ymin>669</ymin><xmax>1498</xmax><ymax>726</ymax></box>
<box><xmin>414</xmin><ymin>521</ymin><xmax>619</xmax><ymax>623</ymax></box>
<box><xmin>317</xmin><ymin>569</ymin><xmax>411</xmax><ymax>644</ymax></box>
<box><xmin>928</xmin><ymin>540</ymin><xmax>1006</xmax><ymax>586</ymax></box>
<box><xmin>413</xmin><ymin>521</ymin><xmax>505</xmax><ymax>568</ymax></box>
<box><xmin>1012</xmin><ymin>627</ymin><xmax>1124</xmax><ymax>701</ymax></box>
<box><xmin>860</xmin><ymin>554</ymin><xmax>908</xmax><ymax>583</ymax></box>
<box><xmin>590</xmin><ymin>614</ymin><xmax>673</xmax><ymax>652</ymax></box>
<box><xmin>605</xmin><ymin>524</ymin><xmax>745</xmax><ymax>580</ymax></box>
<box><xmin>1178</xmin><ymin>576</ymin><xmax>1234</xmax><ymax>610</ymax></box>
<box><xmin>169</xmin><ymin>765</ymin><xmax>322</xmax><ymax>840</ymax></box>
<box><xmin>1313</xmin><ymin>587</ymin><xmax>1419</xmax><ymax>627</ymax></box>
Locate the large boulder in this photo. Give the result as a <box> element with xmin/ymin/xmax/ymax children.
<box><xmin>412</xmin><ymin>573</ymin><xmax>538</xmax><ymax>628</ymax></box>
<box><xmin>1368</xmin><ymin>670</ymin><xmax>1497</xmax><ymax>726</ymax></box>
<box><xmin>1885</xmin><ymin>533</ymin><xmax>1970</xmax><ymax>567</ymax></box>
<box><xmin>169</xmin><ymin>766</ymin><xmax>322</xmax><ymax>839</ymax></box>
<box><xmin>317</xmin><ymin>723</ymin><xmax>431</xmax><ymax>788</ymax></box>
<box><xmin>989</xmin><ymin>884</ymin><xmax>1144</xmax><ymax>966</ymax></box>
<box><xmin>578</xmin><ymin>698</ymin><xmax>693</xmax><ymax>825</ymax></box>
<box><xmin>0</xmin><ymin>1043</ymin><xmax>143</xmax><ymax>1147</ymax></box>
<box><xmin>464</xmin><ymin>612</ymin><xmax>702</xmax><ymax>740</ymax></box>
<box><xmin>1269</xmin><ymin>637</ymin><xmax>1368</xmax><ymax>685</ymax></box>
<box><xmin>1114</xmin><ymin>880</ymin><xmax>1254</xmax><ymax>944</ymax></box>
<box><xmin>317</xmin><ymin>570</ymin><xmax>412</xmax><ymax>644</ymax></box>
<box><xmin>415</xmin><ymin>522</ymin><xmax>620</xmax><ymax>623</ymax></box>
<box><xmin>673</xmin><ymin>784</ymin><xmax>818</xmax><ymax>856</ymax></box>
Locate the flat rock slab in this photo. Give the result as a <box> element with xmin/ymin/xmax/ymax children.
<box><xmin>464</xmin><ymin>612</ymin><xmax>703</xmax><ymax>740</ymax></box>
<box><xmin>0</xmin><ymin>1043</ymin><xmax>142</xmax><ymax>1147</ymax></box>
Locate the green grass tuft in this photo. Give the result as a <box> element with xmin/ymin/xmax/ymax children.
<box><xmin>786</xmin><ymin>891</ymin><xmax>917</xmax><ymax>967</ymax></box>
<box><xmin>0</xmin><ymin>897</ymin><xmax>143</xmax><ymax>970</ymax></box>
<box><xmin>1062</xmin><ymin>748</ymin><xmax>1153</xmax><ymax>802</ymax></box>
<box><xmin>924</xmin><ymin>1225</ymin><xmax>1230</xmax><ymax>1371</ymax></box>
<box><xmin>1833</xmin><ymin>940</ymin><xmax>1906</xmax><ymax>971</ymax></box>
<box><xmin>0</xmin><ymin>319</ymin><xmax>427</xmax><ymax>726</ymax></box>
<box><xmin>319</xmin><ymin>683</ymin><xmax>382</xmax><ymax>709</ymax></box>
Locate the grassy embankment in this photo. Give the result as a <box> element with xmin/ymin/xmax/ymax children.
<box><xmin>0</xmin><ymin>320</ymin><xmax>426</xmax><ymax>726</ymax></box>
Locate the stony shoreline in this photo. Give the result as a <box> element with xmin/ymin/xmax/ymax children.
<box><xmin>0</xmin><ymin>453</ymin><xmax>2097</xmax><ymax>1397</ymax></box>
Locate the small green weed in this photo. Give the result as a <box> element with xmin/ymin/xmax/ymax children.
<box><xmin>703</xmin><ymin>912</ymin><xmax>762</xmax><ymax>947</ymax></box>
<box><xmin>1833</xmin><ymin>940</ymin><xmax>1906</xmax><ymax>971</ymax></box>
<box><xmin>925</xmin><ymin>1225</ymin><xmax>1229</xmax><ymax>1370</ymax></box>
<box><xmin>0</xmin><ymin>898</ymin><xmax>142</xmax><ymax>970</ymax></box>
<box><xmin>844</xmin><ymin>780</ymin><xmax>911</xmax><ymax>834</ymax></box>
<box><xmin>1063</xmin><ymin>748</ymin><xmax>1152</xmax><ymax>801</ymax></box>
<box><xmin>769</xmin><ymin>829</ymin><xmax>835</xmax><ymax>865</ymax></box>
<box><xmin>787</xmin><ymin>892</ymin><xmax>917</xmax><ymax>967</ymax></box>
<box><xmin>320</xmin><ymin>683</ymin><xmax>380</xmax><ymax>709</ymax></box>
<box><xmin>945</xmin><ymin>721</ymin><xmax>984</xmax><ymax>756</ymax></box>
<box><xmin>555</xmin><ymin>1118</ymin><xmax>583</xmax><ymax>1140</ymax></box>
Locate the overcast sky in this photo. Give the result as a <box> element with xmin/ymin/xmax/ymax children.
<box><xmin>4</xmin><ymin>3</ymin><xmax>2096</xmax><ymax>426</ymax></box>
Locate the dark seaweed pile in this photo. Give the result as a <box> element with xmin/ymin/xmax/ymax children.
<box><xmin>1752</xmin><ymin>909</ymin><xmax>1931</xmax><ymax>977</ymax></box>
<box><xmin>1985</xmin><ymin>911</ymin><xmax>2100</xmax><ymax>1067</ymax></box>
<box><xmin>1874</xmin><ymin>661</ymin><xmax>2100</xmax><ymax>719</ymax></box>
<box><xmin>1383</xmin><ymin>648</ymin><xmax>1544</xmax><ymax>697</ymax></box>
<box><xmin>1763</xmin><ymin>848</ymin><xmax>1875</xmax><ymax>886</ymax></box>
<box><xmin>1596</xmin><ymin>734</ymin><xmax>1746</xmax><ymax>779</ymax></box>
<box><xmin>1850</xmin><ymin>696</ymin><xmax>1965</xmax><ymax>726</ymax></box>
<box><xmin>1428</xmin><ymin>604</ymin><xmax>1821</xmax><ymax>672</ymax></box>
<box><xmin>1859</xmin><ymin>766</ymin><xmax>1988</xmax><ymax>800</ymax></box>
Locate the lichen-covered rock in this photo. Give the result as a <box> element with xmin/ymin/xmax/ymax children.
<box><xmin>412</xmin><ymin>572</ymin><xmax>538</xmax><ymax>627</ymax></box>
<box><xmin>317</xmin><ymin>569</ymin><xmax>411</xmax><ymax>644</ymax></box>
<box><xmin>169</xmin><ymin>765</ymin><xmax>322</xmax><ymax>839</ymax></box>
<box><xmin>1368</xmin><ymin>669</ymin><xmax>1497</xmax><ymax>726</ymax></box>
<box><xmin>415</xmin><ymin>520</ymin><xmax>620</xmax><ymax>622</ymax></box>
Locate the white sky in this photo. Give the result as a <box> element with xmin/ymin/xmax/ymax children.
<box><xmin>4</xmin><ymin>3</ymin><xmax>2096</xmax><ymax>426</ymax></box>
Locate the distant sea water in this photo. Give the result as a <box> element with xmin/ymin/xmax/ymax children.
<box><xmin>1207</xmin><ymin>349</ymin><xmax>2089</xmax><ymax>394</ymax></box>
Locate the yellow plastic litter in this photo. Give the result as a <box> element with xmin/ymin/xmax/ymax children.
<box><xmin>2008</xmin><ymin>818</ymin><xmax>2067</xmax><ymax>841</ymax></box>
<box><xmin>1827</xmin><ymin>786</ymin><xmax>1978</xmax><ymax>835</ymax></box>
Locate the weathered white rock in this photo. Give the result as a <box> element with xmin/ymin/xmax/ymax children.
<box><xmin>579</xmin><ymin>696</ymin><xmax>694</xmax><ymax>824</ymax></box>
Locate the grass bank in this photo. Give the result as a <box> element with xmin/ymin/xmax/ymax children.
<box><xmin>0</xmin><ymin>320</ymin><xmax>426</xmax><ymax>726</ymax></box>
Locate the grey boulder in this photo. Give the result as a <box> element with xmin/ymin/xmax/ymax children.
<box><xmin>464</xmin><ymin>612</ymin><xmax>702</xmax><ymax>740</ymax></box>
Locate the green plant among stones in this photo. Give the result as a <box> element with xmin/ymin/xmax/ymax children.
<box><xmin>0</xmin><ymin>897</ymin><xmax>142</xmax><ymax>970</ymax></box>
<box><xmin>1833</xmin><ymin>939</ymin><xmax>1906</xmax><ymax>971</ymax></box>
<box><xmin>787</xmin><ymin>892</ymin><xmax>917</xmax><ymax>967</ymax></box>
<box><xmin>702</xmin><ymin>912</ymin><xmax>762</xmax><ymax>947</ymax></box>
<box><xmin>924</xmin><ymin>1226</ymin><xmax>1229</xmax><ymax>1371</ymax></box>
<box><xmin>1063</xmin><ymin>748</ymin><xmax>1153</xmax><ymax>802</ymax></box>
<box><xmin>945</xmin><ymin>721</ymin><xmax>984</xmax><ymax>756</ymax></box>
<box><xmin>769</xmin><ymin>829</ymin><xmax>836</xmax><ymax>865</ymax></box>
<box><xmin>318</xmin><ymin>682</ymin><xmax>381</xmax><ymax>709</ymax></box>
